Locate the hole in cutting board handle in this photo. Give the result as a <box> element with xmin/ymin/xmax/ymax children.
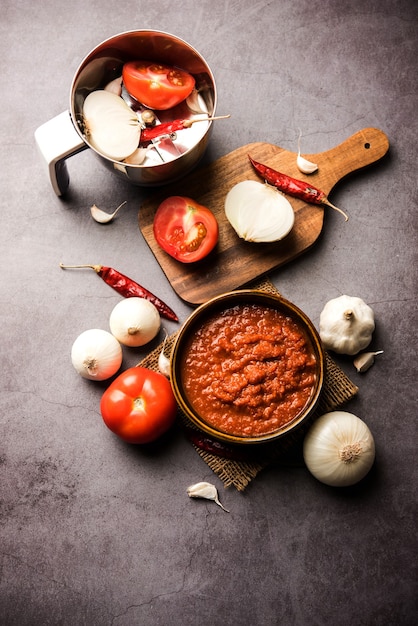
<box><xmin>364</xmin><ymin>142</ymin><xmax>371</xmax><ymax>149</ymax></box>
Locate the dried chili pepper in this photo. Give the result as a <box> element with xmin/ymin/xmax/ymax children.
<box><xmin>248</xmin><ymin>155</ymin><xmax>349</xmax><ymax>221</ymax></box>
<box><xmin>140</xmin><ymin>114</ymin><xmax>230</xmax><ymax>143</ymax></box>
<box><xmin>183</xmin><ymin>426</ymin><xmax>300</xmax><ymax>464</ymax></box>
<box><xmin>183</xmin><ymin>427</ymin><xmax>250</xmax><ymax>461</ymax></box>
<box><xmin>59</xmin><ymin>263</ymin><xmax>178</xmax><ymax>322</ymax></box>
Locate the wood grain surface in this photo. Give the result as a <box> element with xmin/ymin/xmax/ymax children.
<box><xmin>138</xmin><ymin>127</ymin><xmax>389</xmax><ymax>305</ymax></box>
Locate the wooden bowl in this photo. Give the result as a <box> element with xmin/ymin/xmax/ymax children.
<box><xmin>170</xmin><ymin>290</ymin><xmax>325</xmax><ymax>445</ymax></box>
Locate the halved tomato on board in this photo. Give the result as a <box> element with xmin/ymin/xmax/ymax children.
<box><xmin>122</xmin><ymin>61</ymin><xmax>195</xmax><ymax>110</ymax></box>
<box><xmin>153</xmin><ymin>196</ymin><xmax>219</xmax><ymax>263</ymax></box>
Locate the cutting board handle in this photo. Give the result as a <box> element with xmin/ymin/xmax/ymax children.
<box><xmin>310</xmin><ymin>127</ymin><xmax>389</xmax><ymax>191</ymax></box>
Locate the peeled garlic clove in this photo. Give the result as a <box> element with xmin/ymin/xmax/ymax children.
<box><xmin>296</xmin><ymin>153</ymin><xmax>318</xmax><ymax>174</ymax></box>
<box><xmin>353</xmin><ymin>351</ymin><xmax>384</xmax><ymax>373</ymax></box>
<box><xmin>296</xmin><ymin>130</ymin><xmax>318</xmax><ymax>174</ymax></box>
<box><xmin>90</xmin><ymin>201</ymin><xmax>127</xmax><ymax>224</ymax></box>
<box><xmin>123</xmin><ymin>147</ymin><xmax>148</xmax><ymax>165</ymax></box>
<box><xmin>187</xmin><ymin>482</ymin><xmax>229</xmax><ymax>512</ymax></box>
<box><xmin>186</xmin><ymin>88</ymin><xmax>207</xmax><ymax>113</ymax></box>
<box><xmin>158</xmin><ymin>330</ymin><xmax>171</xmax><ymax>378</ymax></box>
<box><xmin>104</xmin><ymin>76</ymin><xmax>123</xmax><ymax>96</ymax></box>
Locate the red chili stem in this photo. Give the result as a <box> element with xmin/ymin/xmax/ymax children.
<box><xmin>141</xmin><ymin>114</ymin><xmax>230</xmax><ymax>142</ymax></box>
<box><xmin>59</xmin><ymin>263</ymin><xmax>178</xmax><ymax>322</ymax></box>
<box><xmin>248</xmin><ymin>155</ymin><xmax>348</xmax><ymax>221</ymax></box>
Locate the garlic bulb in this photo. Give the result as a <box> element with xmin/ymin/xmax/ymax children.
<box><xmin>109</xmin><ymin>297</ymin><xmax>161</xmax><ymax>347</ymax></box>
<box><xmin>187</xmin><ymin>482</ymin><xmax>229</xmax><ymax>512</ymax></box>
<box><xmin>71</xmin><ymin>328</ymin><xmax>122</xmax><ymax>380</ymax></box>
<box><xmin>319</xmin><ymin>295</ymin><xmax>375</xmax><ymax>355</ymax></box>
<box><xmin>225</xmin><ymin>180</ymin><xmax>294</xmax><ymax>242</ymax></box>
<box><xmin>303</xmin><ymin>411</ymin><xmax>376</xmax><ymax>487</ymax></box>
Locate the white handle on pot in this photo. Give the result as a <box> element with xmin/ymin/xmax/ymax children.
<box><xmin>34</xmin><ymin>111</ymin><xmax>87</xmax><ymax>196</ymax></box>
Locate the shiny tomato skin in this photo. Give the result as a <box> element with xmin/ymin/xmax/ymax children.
<box><xmin>153</xmin><ymin>196</ymin><xmax>219</xmax><ymax>263</ymax></box>
<box><xmin>100</xmin><ymin>367</ymin><xmax>177</xmax><ymax>444</ymax></box>
<box><xmin>122</xmin><ymin>61</ymin><xmax>195</xmax><ymax>110</ymax></box>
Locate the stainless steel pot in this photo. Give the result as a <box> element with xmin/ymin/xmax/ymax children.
<box><xmin>35</xmin><ymin>30</ymin><xmax>217</xmax><ymax>196</ymax></box>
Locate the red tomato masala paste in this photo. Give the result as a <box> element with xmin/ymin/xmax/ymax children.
<box><xmin>182</xmin><ymin>303</ymin><xmax>318</xmax><ymax>437</ymax></box>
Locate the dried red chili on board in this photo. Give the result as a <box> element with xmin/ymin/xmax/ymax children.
<box><xmin>248</xmin><ymin>155</ymin><xmax>348</xmax><ymax>221</ymax></box>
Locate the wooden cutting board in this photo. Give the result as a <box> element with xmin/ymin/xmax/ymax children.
<box><xmin>138</xmin><ymin>127</ymin><xmax>389</xmax><ymax>305</ymax></box>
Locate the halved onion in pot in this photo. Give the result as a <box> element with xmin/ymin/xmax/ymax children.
<box><xmin>82</xmin><ymin>90</ymin><xmax>141</xmax><ymax>161</ymax></box>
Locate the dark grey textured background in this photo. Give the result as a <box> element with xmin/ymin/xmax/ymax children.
<box><xmin>1</xmin><ymin>1</ymin><xmax>417</xmax><ymax>624</ymax></box>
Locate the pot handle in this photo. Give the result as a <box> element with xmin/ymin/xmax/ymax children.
<box><xmin>34</xmin><ymin>111</ymin><xmax>87</xmax><ymax>196</ymax></box>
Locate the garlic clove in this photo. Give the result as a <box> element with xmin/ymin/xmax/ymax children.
<box><xmin>187</xmin><ymin>481</ymin><xmax>229</xmax><ymax>512</ymax></box>
<box><xmin>123</xmin><ymin>147</ymin><xmax>149</xmax><ymax>165</ymax></box>
<box><xmin>158</xmin><ymin>329</ymin><xmax>171</xmax><ymax>378</ymax></box>
<box><xmin>90</xmin><ymin>201</ymin><xmax>127</xmax><ymax>224</ymax></box>
<box><xmin>353</xmin><ymin>350</ymin><xmax>383</xmax><ymax>373</ymax></box>
<box><xmin>186</xmin><ymin>88</ymin><xmax>207</xmax><ymax>114</ymax></box>
<box><xmin>296</xmin><ymin>129</ymin><xmax>318</xmax><ymax>174</ymax></box>
<box><xmin>296</xmin><ymin>153</ymin><xmax>318</xmax><ymax>174</ymax></box>
<box><xmin>104</xmin><ymin>76</ymin><xmax>123</xmax><ymax>96</ymax></box>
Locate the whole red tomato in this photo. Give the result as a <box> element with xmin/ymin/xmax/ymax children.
<box><xmin>100</xmin><ymin>367</ymin><xmax>177</xmax><ymax>444</ymax></box>
<box><xmin>122</xmin><ymin>61</ymin><xmax>195</xmax><ymax>110</ymax></box>
<box><xmin>153</xmin><ymin>196</ymin><xmax>219</xmax><ymax>263</ymax></box>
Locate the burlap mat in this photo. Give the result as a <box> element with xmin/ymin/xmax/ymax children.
<box><xmin>139</xmin><ymin>279</ymin><xmax>358</xmax><ymax>491</ymax></box>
